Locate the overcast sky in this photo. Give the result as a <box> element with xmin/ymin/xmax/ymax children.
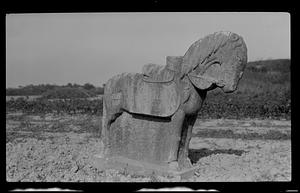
<box><xmin>6</xmin><ymin>12</ymin><xmax>290</xmax><ymax>88</ymax></box>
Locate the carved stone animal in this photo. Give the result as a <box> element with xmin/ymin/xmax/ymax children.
<box><xmin>100</xmin><ymin>31</ymin><xmax>248</xmax><ymax>173</ymax></box>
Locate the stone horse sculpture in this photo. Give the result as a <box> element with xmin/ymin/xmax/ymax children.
<box><xmin>96</xmin><ymin>31</ymin><xmax>247</xmax><ymax>178</ymax></box>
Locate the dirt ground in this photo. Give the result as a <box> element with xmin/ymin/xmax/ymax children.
<box><xmin>6</xmin><ymin>112</ymin><xmax>291</xmax><ymax>182</ymax></box>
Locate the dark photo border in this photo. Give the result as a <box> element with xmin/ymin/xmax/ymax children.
<box><xmin>3</xmin><ymin>2</ymin><xmax>298</xmax><ymax>192</ymax></box>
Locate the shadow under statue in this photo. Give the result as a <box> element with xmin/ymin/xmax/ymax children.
<box><xmin>94</xmin><ymin>31</ymin><xmax>248</xmax><ymax>179</ymax></box>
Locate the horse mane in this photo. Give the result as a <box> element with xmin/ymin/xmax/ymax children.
<box><xmin>182</xmin><ymin>31</ymin><xmax>244</xmax><ymax>74</ymax></box>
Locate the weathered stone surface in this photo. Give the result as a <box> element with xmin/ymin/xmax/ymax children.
<box><xmin>104</xmin><ymin>111</ymin><xmax>185</xmax><ymax>164</ymax></box>
<box><xmin>142</xmin><ymin>56</ymin><xmax>183</xmax><ymax>83</ymax></box>
<box><xmin>99</xmin><ymin>31</ymin><xmax>248</xmax><ymax>178</ymax></box>
<box><xmin>104</xmin><ymin>73</ymin><xmax>181</xmax><ymax>118</ymax></box>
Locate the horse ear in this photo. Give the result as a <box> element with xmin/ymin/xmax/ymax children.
<box><xmin>187</xmin><ymin>74</ymin><xmax>215</xmax><ymax>90</ymax></box>
<box><xmin>186</xmin><ymin>58</ymin><xmax>223</xmax><ymax>90</ymax></box>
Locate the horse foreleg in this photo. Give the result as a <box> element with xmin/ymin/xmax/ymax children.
<box><xmin>177</xmin><ymin>114</ymin><xmax>197</xmax><ymax>169</ymax></box>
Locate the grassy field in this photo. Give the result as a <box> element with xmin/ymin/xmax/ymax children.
<box><xmin>6</xmin><ymin>60</ymin><xmax>291</xmax><ymax>120</ymax></box>
<box><xmin>6</xmin><ymin>59</ymin><xmax>290</xmax><ymax>120</ymax></box>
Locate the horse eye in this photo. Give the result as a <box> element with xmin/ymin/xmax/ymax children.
<box><xmin>214</xmin><ymin>61</ymin><xmax>221</xmax><ymax>66</ymax></box>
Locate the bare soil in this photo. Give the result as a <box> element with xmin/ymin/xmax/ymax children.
<box><xmin>6</xmin><ymin>112</ymin><xmax>291</xmax><ymax>182</ymax></box>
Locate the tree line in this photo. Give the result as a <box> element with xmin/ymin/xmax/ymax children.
<box><xmin>6</xmin><ymin>83</ymin><xmax>104</xmax><ymax>96</ymax></box>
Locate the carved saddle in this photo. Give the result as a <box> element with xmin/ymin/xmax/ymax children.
<box><xmin>122</xmin><ymin>56</ymin><xmax>184</xmax><ymax>117</ymax></box>
<box><xmin>122</xmin><ymin>74</ymin><xmax>181</xmax><ymax>117</ymax></box>
<box><xmin>108</xmin><ymin>56</ymin><xmax>184</xmax><ymax>117</ymax></box>
<box><xmin>141</xmin><ymin>56</ymin><xmax>183</xmax><ymax>83</ymax></box>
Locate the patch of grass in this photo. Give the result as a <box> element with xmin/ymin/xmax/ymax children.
<box><xmin>73</xmin><ymin>117</ymin><xmax>102</xmax><ymax>137</ymax></box>
<box><xmin>193</xmin><ymin>129</ymin><xmax>290</xmax><ymax>140</ymax></box>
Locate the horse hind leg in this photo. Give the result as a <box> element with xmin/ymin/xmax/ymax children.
<box><xmin>101</xmin><ymin>99</ymin><xmax>107</xmax><ymax>139</ymax></box>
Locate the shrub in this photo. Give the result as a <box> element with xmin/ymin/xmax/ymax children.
<box><xmin>6</xmin><ymin>98</ymin><xmax>103</xmax><ymax>116</ymax></box>
<box><xmin>41</xmin><ymin>87</ymin><xmax>96</xmax><ymax>99</ymax></box>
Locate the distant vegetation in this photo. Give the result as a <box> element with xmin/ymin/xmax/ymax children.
<box><xmin>41</xmin><ymin>87</ymin><xmax>95</xmax><ymax>99</ymax></box>
<box><xmin>6</xmin><ymin>83</ymin><xmax>104</xmax><ymax>115</ymax></box>
<box><xmin>6</xmin><ymin>59</ymin><xmax>291</xmax><ymax>119</ymax></box>
<box><xmin>6</xmin><ymin>98</ymin><xmax>103</xmax><ymax>115</ymax></box>
<box><xmin>6</xmin><ymin>83</ymin><xmax>104</xmax><ymax>97</ymax></box>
